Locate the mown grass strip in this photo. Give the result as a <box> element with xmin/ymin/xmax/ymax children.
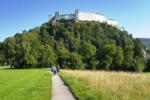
<box><xmin>0</xmin><ymin>68</ymin><xmax>51</xmax><ymax>100</ymax></box>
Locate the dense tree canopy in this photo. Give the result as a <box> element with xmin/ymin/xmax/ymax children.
<box><xmin>0</xmin><ymin>20</ymin><xmax>147</xmax><ymax>72</ymax></box>
<box><xmin>0</xmin><ymin>42</ymin><xmax>5</xmax><ymax>65</ymax></box>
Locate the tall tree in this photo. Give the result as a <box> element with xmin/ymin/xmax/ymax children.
<box><xmin>68</xmin><ymin>52</ymin><xmax>84</xmax><ymax>70</ymax></box>
<box><xmin>0</xmin><ymin>42</ymin><xmax>5</xmax><ymax>65</ymax></box>
<box><xmin>112</xmin><ymin>46</ymin><xmax>124</xmax><ymax>70</ymax></box>
<box><xmin>39</xmin><ymin>44</ymin><xmax>56</xmax><ymax>67</ymax></box>
<box><xmin>79</xmin><ymin>42</ymin><xmax>97</xmax><ymax>69</ymax></box>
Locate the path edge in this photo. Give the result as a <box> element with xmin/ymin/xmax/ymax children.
<box><xmin>58</xmin><ymin>72</ymin><xmax>78</xmax><ymax>100</ymax></box>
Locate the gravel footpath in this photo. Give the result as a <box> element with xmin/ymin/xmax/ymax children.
<box><xmin>51</xmin><ymin>74</ymin><xmax>75</xmax><ymax>100</ymax></box>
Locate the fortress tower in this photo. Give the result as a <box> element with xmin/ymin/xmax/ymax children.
<box><xmin>75</xmin><ymin>9</ymin><xmax>79</xmax><ymax>21</ymax></box>
<box><xmin>55</xmin><ymin>12</ymin><xmax>59</xmax><ymax>19</ymax></box>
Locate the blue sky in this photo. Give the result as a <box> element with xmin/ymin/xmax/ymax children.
<box><xmin>0</xmin><ymin>0</ymin><xmax>150</xmax><ymax>42</ymax></box>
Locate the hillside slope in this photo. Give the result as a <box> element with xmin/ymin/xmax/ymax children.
<box><xmin>0</xmin><ymin>20</ymin><xmax>145</xmax><ymax>71</ymax></box>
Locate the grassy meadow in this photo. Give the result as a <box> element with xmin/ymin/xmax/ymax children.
<box><xmin>0</xmin><ymin>67</ymin><xmax>51</xmax><ymax>100</ymax></box>
<box><xmin>60</xmin><ymin>70</ymin><xmax>150</xmax><ymax>100</ymax></box>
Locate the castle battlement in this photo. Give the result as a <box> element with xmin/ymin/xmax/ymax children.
<box><xmin>50</xmin><ymin>10</ymin><xmax>121</xmax><ymax>28</ymax></box>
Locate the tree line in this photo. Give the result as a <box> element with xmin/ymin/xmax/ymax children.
<box><xmin>0</xmin><ymin>20</ymin><xmax>149</xmax><ymax>72</ymax></box>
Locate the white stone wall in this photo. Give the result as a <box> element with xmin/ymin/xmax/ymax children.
<box><xmin>107</xmin><ymin>19</ymin><xmax>118</xmax><ymax>26</ymax></box>
<box><xmin>77</xmin><ymin>12</ymin><xmax>107</xmax><ymax>23</ymax></box>
<box><xmin>55</xmin><ymin>14</ymin><xmax>75</xmax><ymax>20</ymax></box>
<box><xmin>52</xmin><ymin>10</ymin><xmax>118</xmax><ymax>27</ymax></box>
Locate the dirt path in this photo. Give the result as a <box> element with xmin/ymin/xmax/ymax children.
<box><xmin>51</xmin><ymin>74</ymin><xmax>75</xmax><ymax>100</ymax></box>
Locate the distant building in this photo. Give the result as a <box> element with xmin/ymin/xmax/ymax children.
<box><xmin>147</xmin><ymin>53</ymin><xmax>150</xmax><ymax>59</ymax></box>
<box><xmin>50</xmin><ymin>9</ymin><xmax>123</xmax><ymax>30</ymax></box>
<box><xmin>142</xmin><ymin>49</ymin><xmax>150</xmax><ymax>60</ymax></box>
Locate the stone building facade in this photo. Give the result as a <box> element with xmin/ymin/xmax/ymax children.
<box><xmin>50</xmin><ymin>10</ymin><xmax>119</xmax><ymax>27</ymax></box>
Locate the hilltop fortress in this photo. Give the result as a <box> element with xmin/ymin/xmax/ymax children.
<box><xmin>50</xmin><ymin>10</ymin><xmax>122</xmax><ymax>28</ymax></box>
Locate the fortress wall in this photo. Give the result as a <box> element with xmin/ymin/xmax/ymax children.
<box><xmin>52</xmin><ymin>10</ymin><xmax>118</xmax><ymax>27</ymax></box>
<box><xmin>77</xmin><ymin>12</ymin><xmax>107</xmax><ymax>23</ymax></box>
<box><xmin>56</xmin><ymin>14</ymin><xmax>76</xmax><ymax>20</ymax></box>
<box><xmin>95</xmin><ymin>14</ymin><xmax>107</xmax><ymax>23</ymax></box>
<box><xmin>107</xmin><ymin>19</ymin><xmax>118</xmax><ymax>26</ymax></box>
<box><xmin>77</xmin><ymin>12</ymin><xmax>96</xmax><ymax>21</ymax></box>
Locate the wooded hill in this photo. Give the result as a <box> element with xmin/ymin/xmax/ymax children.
<box><xmin>0</xmin><ymin>20</ymin><xmax>147</xmax><ymax>72</ymax></box>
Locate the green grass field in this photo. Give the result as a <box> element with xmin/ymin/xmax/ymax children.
<box><xmin>60</xmin><ymin>70</ymin><xmax>150</xmax><ymax>100</ymax></box>
<box><xmin>0</xmin><ymin>67</ymin><xmax>51</xmax><ymax>100</ymax></box>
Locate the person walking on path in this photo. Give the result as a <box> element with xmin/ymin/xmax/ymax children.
<box><xmin>51</xmin><ymin>66</ymin><xmax>57</xmax><ymax>75</ymax></box>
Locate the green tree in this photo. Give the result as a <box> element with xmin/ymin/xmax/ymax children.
<box><xmin>123</xmin><ymin>46</ymin><xmax>134</xmax><ymax>71</ymax></box>
<box><xmin>112</xmin><ymin>46</ymin><xmax>124</xmax><ymax>70</ymax></box>
<box><xmin>68</xmin><ymin>52</ymin><xmax>84</xmax><ymax>70</ymax></box>
<box><xmin>97</xmin><ymin>44</ymin><xmax>117</xmax><ymax>70</ymax></box>
<box><xmin>40</xmin><ymin>44</ymin><xmax>57</xmax><ymax>67</ymax></box>
<box><xmin>55</xmin><ymin>41</ymin><xmax>70</xmax><ymax>69</ymax></box>
<box><xmin>18</xmin><ymin>31</ymin><xmax>40</xmax><ymax>68</ymax></box>
<box><xmin>0</xmin><ymin>43</ymin><xmax>5</xmax><ymax>65</ymax></box>
<box><xmin>134</xmin><ymin>39</ymin><xmax>144</xmax><ymax>57</ymax></box>
<box><xmin>3</xmin><ymin>37</ymin><xmax>16</xmax><ymax>67</ymax></box>
<box><xmin>132</xmin><ymin>56</ymin><xmax>145</xmax><ymax>72</ymax></box>
<box><xmin>79</xmin><ymin>42</ymin><xmax>96</xmax><ymax>69</ymax></box>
